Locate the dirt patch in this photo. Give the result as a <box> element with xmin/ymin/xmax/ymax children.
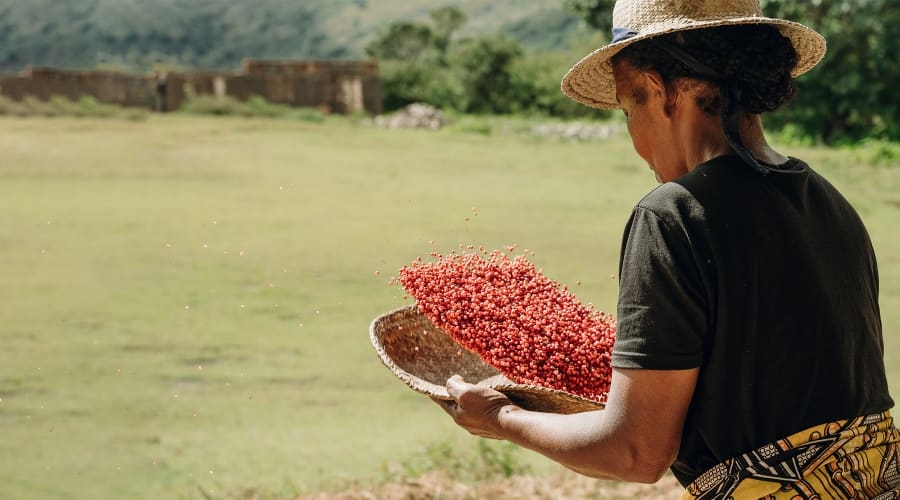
<box><xmin>298</xmin><ymin>470</ymin><xmax>683</xmax><ymax>500</ymax></box>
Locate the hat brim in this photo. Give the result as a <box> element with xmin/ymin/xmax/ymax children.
<box><xmin>370</xmin><ymin>305</ymin><xmax>604</xmax><ymax>415</ymax></box>
<box><xmin>561</xmin><ymin>17</ymin><xmax>826</xmax><ymax>110</ymax></box>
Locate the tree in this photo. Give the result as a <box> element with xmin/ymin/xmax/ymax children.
<box><xmin>430</xmin><ymin>6</ymin><xmax>467</xmax><ymax>56</ymax></box>
<box><xmin>760</xmin><ymin>0</ymin><xmax>900</xmax><ymax>142</ymax></box>
<box><xmin>514</xmin><ymin>51</ymin><xmax>606</xmax><ymax>119</ymax></box>
<box><xmin>564</xmin><ymin>0</ymin><xmax>615</xmax><ymax>35</ymax></box>
<box><xmin>378</xmin><ymin>60</ymin><xmax>463</xmax><ymax>111</ymax></box>
<box><xmin>369</xmin><ymin>4</ymin><xmax>605</xmax><ymax>117</ymax></box>
<box><xmin>365</xmin><ymin>6</ymin><xmax>466</xmax><ymax>111</ymax></box>
<box><xmin>365</xmin><ymin>5</ymin><xmax>466</xmax><ymax>65</ymax></box>
<box><xmin>567</xmin><ymin>0</ymin><xmax>900</xmax><ymax>142</ymax></box>
<box><xmin>364</xmin><ymin>22</ymin><xmax>433</xmax><ymax>62</ymax></box>
<box><xmin>451</xmin><ymin>36</ymin><xmax>527</xmax><ymax>114</ymax></box>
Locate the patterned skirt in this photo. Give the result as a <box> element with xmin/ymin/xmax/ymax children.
<box><xmin>681</xmin><ymin>412</ymin><xmax>900</xmax><ymax>499</ymax></box>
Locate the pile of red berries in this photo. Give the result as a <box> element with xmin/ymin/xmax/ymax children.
<box><xmin>396</xmin><ymin>248</ymin><xmax>616</xmax><ymax>403</ymax></box>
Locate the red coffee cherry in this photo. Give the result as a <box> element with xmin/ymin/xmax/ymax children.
<box><xmin>397</xmin><ymin>249</ymin><xmax>616</xmax><ymax>403</ymax></box>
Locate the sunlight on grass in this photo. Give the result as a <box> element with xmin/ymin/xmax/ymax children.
<box><xmin>0</xmin><ymin>116</ymin><xmax>897</xmax><ymax>498</ymax></box>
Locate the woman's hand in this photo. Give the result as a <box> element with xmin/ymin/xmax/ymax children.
<box><xmin>431</xmin><ymin>368</ymin><xmax>698</xmax><ymax>482</ymax></box>
<box><xmin>432</xmin><ymin>375</ymin><xmax>519</xmax><ymax>440</ymax></box>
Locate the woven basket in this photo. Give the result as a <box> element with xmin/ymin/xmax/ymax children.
<box><xmin>369</xmin><ymin>305</ymin><xmax>604</xmax><ymax>415</ymax></box>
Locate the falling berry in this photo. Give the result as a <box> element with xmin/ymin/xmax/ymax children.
<box><xmin>397</xmin><ymin>249</ymin><xmax>616</xmax><ymax>403</ymax></box>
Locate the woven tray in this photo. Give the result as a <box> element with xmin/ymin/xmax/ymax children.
<box><xmin>369</xmin><ymin>305</ymin><xmax>604</xmax><ymax>415</ymax></box>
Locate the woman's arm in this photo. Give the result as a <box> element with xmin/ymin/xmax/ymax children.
<box><xmin>438</xmin><ymin>367</ymin><xmax>698</xmax><ymax>483</ymax></box>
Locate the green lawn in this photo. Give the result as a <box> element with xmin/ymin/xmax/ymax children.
<box><xmin>0</xmin><ymin>116</ymin><xmax>898</xmax><ymax>499</ymax></box>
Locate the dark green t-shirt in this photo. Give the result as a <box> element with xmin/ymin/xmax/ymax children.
<box><xmin>611</xmin><ymin>155</ymin><xmax>894</xmax><ymax>486</ymax></box>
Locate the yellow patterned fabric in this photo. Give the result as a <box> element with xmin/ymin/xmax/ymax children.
<box><xmin>681</xmin><ymin>412</ymin><xmax>900</xmax><ymax>499</ymax></box>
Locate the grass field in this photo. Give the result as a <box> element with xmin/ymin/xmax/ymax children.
<box><xmin>1</xmin><ymin>115</ymin><xmax>898</xmax><ymax>499</ymax></box>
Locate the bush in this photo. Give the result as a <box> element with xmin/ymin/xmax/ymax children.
<box><xmin>449</xmin><ymin>35</ymin><xmax>527</xmax><ymax>115</ymax></box>
<box><xmin>513</xmin><ymin>51</ymin><xmax>610</xmax><ymax>120</ymax></box>
<box><xmin>0</xmin><ymin>95</ymin><xmax>148</xmax><ymax>120</ymax></box>
<box><xmin>368</xmin><ymin>6</ymin><xmax>614</xmax><ymax>119</ymax></box>
<box><xmin>760</xmin><ymin>0</ymin><xmax>900</xmax><ymax>143</ymax></box>
<box><xmin>445</xmin><ymin>117</ymin><xmax>494</xmax><ymax>135</ymax></box>
<box><xmin>564</xmin><ymin>1</ymin><xmax>900</xmax><ymax>143</ymax></box>
<box><xmin>0</xmin><ymin>96</ymin><xmax>29</xmax><ymax>116</ymax></box>
<box><xmin>179</xmin><ymin>95</ymin><xmax>246</xmax><ymax>116</ymax></box>
<box><xmin>290</xmin><ymin>107</ymin><xmax>328</xmax><ymax>123</ymax></box>
<box><xmin>379</xmin><ymin>61</ymin><xmax>465</xmax><ymax>113</ymax></box>
<box><xmin>377</xmin><ymin>35</ymin><xmax>617</xmax><ymax>120</ymax></box>
<box><xmin>179</xmin><ymin>94</ymin><xmax>327</xmax><ymax>122</ymax></box>
<box><xmin>382</xmin><ymin>439</ymin><xmax>530</xmax><ymax>483</ymax></box>
<box><xmin>852</xmin><ymin>140</ymin><xmax>900</xmax><ymax>167</ymax></box>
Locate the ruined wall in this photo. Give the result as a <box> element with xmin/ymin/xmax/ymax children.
<box><xmin>0</xmin><ymin>68</ymin><xmax>157</xmax><ymax>108</ymax></box>
<box><xmin>0</xmin><ymin>76</ymin><xmax>33</xmax><ymax>101</ymax></box>
<box><xmin>242</xmin><ymin>60</ymin><xmax>382</xmax><ymax>114</ymax></box>
<box><xmin>0</xmin><ymin>60</ymin><xmax>382</xmax><ymax>115</ymax></box>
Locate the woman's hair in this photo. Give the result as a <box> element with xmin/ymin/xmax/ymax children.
<box><xmin>612</xmin><ymin>24</ymin><xmax>798</xmax><ymax>115</ymax></box>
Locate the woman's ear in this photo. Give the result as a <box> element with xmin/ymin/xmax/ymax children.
<box><xmin>642</xmin><ymin>70</ymin><xmax>676</xmax><ymax>118</ymax></box>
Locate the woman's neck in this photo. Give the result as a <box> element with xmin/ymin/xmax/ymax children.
<box><xmin>738</xmin><ymin>114</ymin><xmax>788</xmax><ymax>165</ymax></box>
<box><xmin>680</xmin><ymin>113</ymin><xmax>786</xmax><ymax>169</ymax></box>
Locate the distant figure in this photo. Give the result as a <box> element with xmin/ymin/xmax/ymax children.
<box><xmin>155</xmin><ymin>72</ymin><xmax>168</xmax><ymax>112</ymax></box>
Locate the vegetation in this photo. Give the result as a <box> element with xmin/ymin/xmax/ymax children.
<box><xmin>0</xmin><ymin>0</ymin><xmax>586</xmax><ymax>73</ymax></box>
<box><xmin>563</xmin><ymin>0</ymin><xmax>900</xmax><ymax>143</ymax></box>
<box><xmin>564</xmin><ymin>0</ymin><xmax>615</xmax><ymax>34</ymax></box>
<box><xmin>179</xmin><ymin>95</ymin><xmax>327</xmax><ymax>122</ymax></box>
<box><xmin>759</xmin><ymin>0</ymin><xmax>900</xmax><ymax>143</ymax></box>
<box><xmin>0</xmin><ymin>95</ymin><xmax>149</xmax><ymax>120</ymax></box>
<box><xmin>383</xmin><ymin>439</ymin><xmax>531</xmax><ymax>483</ymax></box>
<box><xmin>368</xmin><ymin>6</ymin><xmax>603</xmax><ymax>118</ymax></box>
<box><xmin>1</xmin><ymin>1</ymin><xmax>898</xmax><ymax>492</ymax></box>
<box><xmin>0</xmin><ymin>115</ymin><xmax>898</xmax><ymax>499</ymax></box>
<box><xmin>3</xmin><ymin>0</ymin><xmax>897</xmax><ymax>143</ymax></box>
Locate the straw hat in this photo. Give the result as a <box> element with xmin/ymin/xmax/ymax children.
<box><xmin>561</xmin><ymin>0</ymin><xmax>827</xmax><ymax>110</ymax></box>
<box><xmin>369</xmin><ymin>305</ymin><xmax>604</xmax><ymax>415</ymax></box>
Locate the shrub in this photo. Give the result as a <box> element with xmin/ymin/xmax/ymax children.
<box><xmin>383</xmin><ymin>439</ymin><xmax>530</xmax><ymax>483</ymax></box>
<box><xmin>179</xmin><ymin>94</ymin><xmax>327</xmax><ymax>122</ymax></box>
<box><xmin>0</xmin><ymin>95</ymin><xmax>149</xmax><ymax>120</ymax></box>
<box><xmin>0</xmin><ymin>95</ymin><xmax>29</xmax><ymax>117</ymax></box>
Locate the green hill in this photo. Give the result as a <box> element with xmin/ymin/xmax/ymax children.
<box><xmin>0</xmin><ymin>0</ymin><xmax>590</xmax><ymax>73</ymax></box>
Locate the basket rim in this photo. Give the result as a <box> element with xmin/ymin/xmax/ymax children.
<box><xmin>369</xmin><ymin>304</ymin><xmax>605</xmax><ymax>414</ymax></box>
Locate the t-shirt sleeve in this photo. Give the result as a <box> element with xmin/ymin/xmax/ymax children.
<box><xmin>612</xmin><ymin>205</ymin><xmax>707</xmax><ymax>370</ymax></box>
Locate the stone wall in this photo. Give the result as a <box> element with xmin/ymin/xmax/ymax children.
<box><xmin>242</xmin><ymin>60</ymin><xmax>382</xmax><ymax>114</ymax></box>
<box><xmin>0</xmin><ymin>60</ymin><xmax>382</xmax><ymax>115</ymax></box>
<box><xmin>0</xmin><ymin>67</ymin><xmax>157</xmax><ymax>108</ymax></box>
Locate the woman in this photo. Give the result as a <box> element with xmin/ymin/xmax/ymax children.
<box><xmin>437</xmin><ymin>0</ymin><xmax>898</xmax><ymax>497</ymax></box>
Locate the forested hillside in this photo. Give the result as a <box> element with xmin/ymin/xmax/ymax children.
<box><xmin>0</xmin><ymin>0</ymin><xmax>587</xmax><ymax>73</ymax></box>
<box><xmin>4</xmin><ymin>0</ymin><xmax>898</xmax><ymax>142</ymax></box>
